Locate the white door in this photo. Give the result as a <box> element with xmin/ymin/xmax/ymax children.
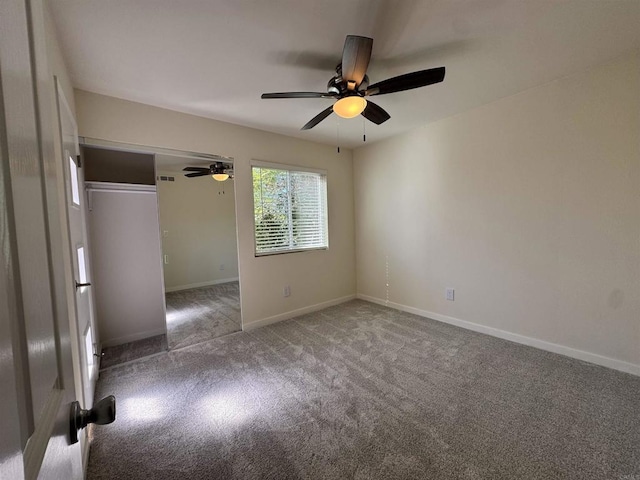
<box><xmin>58</xmin><ymin>81</ymin><xmax>99</xmax><ymax>410</ymax></box>
<box><xmin>0</xmin><ymin>0</ymin><xmax>83</xmax><ymax>478</ymax></box>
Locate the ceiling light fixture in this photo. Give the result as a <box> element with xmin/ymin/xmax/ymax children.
<box><xmin>333</xmin><ymin>96</ymin><xmax>367</xmax><ymax>119</ymax></box>
<box><xmin>211</xmin><ymin>173</ymin><xmax>229</xmax><ymax>182</ymax></box>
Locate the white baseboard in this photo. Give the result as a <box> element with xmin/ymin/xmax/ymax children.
<box><xmin>100</xmin><ymin>327</ymin><xmax>167</xmax><ymax>348</ymax></box>
<box><xmin>243</xmin><ymin>294</ymin><xmax>357</xmax><ymax>331</ymax></box>
<box><xmin>82</xmin><ymin>431</ymin><xmax>90</xmax><ymax>478</ymax></box>
<box><xmin>164</xmin><ymin>277</ymin><xmax>239</xmax><ymax>293</ymax></box>
<box><xmin>357</xmin><ymin>293</ymin><xmax>640</xmax><ymax>377</ymax></box>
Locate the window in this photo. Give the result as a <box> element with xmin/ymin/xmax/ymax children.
<box><xmin>84</xmin><ymin>324</ymin><xmax>94</xmax><ymax>378</ymax></box>
<box><xmin>76</xmin><ymin>246</ymin><xmax>87</xmax><ymax>284</ymax></box>
<box><xmin>69</xmin><ymin>155</ymin><xmax>80</xmax><ymax>206</ymax></box>
<box><xmin>252</xmin><ymin>163</ymin><xmax>328</xmax><ymax>255</ymax></box>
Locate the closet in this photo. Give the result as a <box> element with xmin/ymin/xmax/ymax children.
<box><xmin>83</xmin><ymin>146</ymin><xmax>166</xmax><ymax>348</ymax></box>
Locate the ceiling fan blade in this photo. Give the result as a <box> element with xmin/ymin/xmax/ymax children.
<box><xmin>185</xmin><ymin>172</ymin><xmax>209</xmax><ymax>178</ymax></box>
<box><xmin>341</xmin><ymin>35</ymin><xmax>373</xmax><ymax>87</ymax></box>
<box><xmin>361</xmin><ymin>101</ymin><xmax>390</xmax><ymax>125</ymax></box>
<box><xmin>183</xmin><ymin>167</ymin><xmax>209</xmax><ymax>172</ymax></box>
<box><xmin>261</xmin><ymin>92</ymin><xmax>337</xmax><ymax>99</ymax></box>
<box><xmin>366</xmin><ymin>66</ymin><xmax>445</xmax><ymax>96</ymax></box>
<box><xmin>301</xmin><ymin>106</ymin><xmax>334</xmax><ymax>130</ymax></box>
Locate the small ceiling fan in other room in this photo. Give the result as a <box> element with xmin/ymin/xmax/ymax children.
<box><xmin>182</xmin><ymin>162</ymin><xmax>234</xmax><ymax>181</ymax></box>
<box><xmin>261</xmin><ymin>35</ymin><xmax>445</xmax><ymax>130</ymax></box>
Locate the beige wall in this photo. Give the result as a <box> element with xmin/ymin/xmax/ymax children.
<box><xmin>157</xmin><ymin>171</ymin><xmax>239</xmax><ymax>291</ymax></box>
<box><xmin>44</xmin><ymin>1</ymin><xmax>75</xmax><ymax>113</ymax></box>
<box><xmin>75</xmin><ymin>90</ymin><xmax>357</xmax><ymax>327</ymax></box>
<box><xmin>354</xmin><ymin>52</ymin><xmax>640</xmax><ymax>373</ymax></box>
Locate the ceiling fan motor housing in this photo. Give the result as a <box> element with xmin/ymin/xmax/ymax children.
<box><xmin>327</xmin><ymin>70</ymin><xmax>368</xmax><ymax>97</ymax></box>
<box><xmin>327</xmin><ymin>75</ymin><xmax>343</xmax><ymax>96</ymax></box>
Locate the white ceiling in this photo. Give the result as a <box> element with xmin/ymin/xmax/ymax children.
<box><xmin>50</xmin><ymin>0</ymin><xmax>640</xmax><ymax>149</ymax></box>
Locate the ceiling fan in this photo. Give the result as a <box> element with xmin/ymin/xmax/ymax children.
<box><xmin>183</xmin><ymin>162</ymin><xmax>234</xmax><ymax>182</ymax></box>
<box><xmin>261</xmin><ymin>35</ymin><xmax>445</xmax><ymax>130</ymax></box>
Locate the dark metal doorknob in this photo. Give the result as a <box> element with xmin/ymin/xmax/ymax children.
<box><xmin>70</xmin><ymin>395</ymin><xmax>116</xmax><ymax>444</ymax></box>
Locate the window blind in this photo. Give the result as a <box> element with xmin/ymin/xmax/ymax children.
<box><xmin>252</xmin><ymin>165</ymin><xmax>328</xmax><ymax>255</ymax></box>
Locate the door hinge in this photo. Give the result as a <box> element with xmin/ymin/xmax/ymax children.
<box><xmin>76</xmin><ymin>154</ymin><xmax>82</xmax><ymax>168</ymax></box>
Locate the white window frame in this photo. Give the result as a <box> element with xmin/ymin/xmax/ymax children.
<box><xmin>252</xmin><ymin>160</ymin><xmax>328</xmax><ymax>256</ymax></box>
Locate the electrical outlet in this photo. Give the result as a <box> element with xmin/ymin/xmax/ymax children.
<box><xmin>219</xmin><ymin>264</ymin><xmax>225</xmax><ymax>271</ymax></box>
<box><xmin>283</xmin><ymin>285</ymin><xmax>291</xmax><ymax>297</ymax></box>
<box><xmin>446</xmin><ymin>288</ymin><xmax>455</xmax><ymax>301</ymax></box>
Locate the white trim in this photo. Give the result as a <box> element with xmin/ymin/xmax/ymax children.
<box><xmin>357</xmin><ymin>293</ymin><xmax>640</xmax><ymax>377</ymax></box>
<box><xmin>164</xmin><ymin>277</ymin><xmax>239</xmax><ymax>293</ymax></box>
<box><xmin>79</xmin><ymin>136</ymin><xmax>234</xmax><ymax>164</ymax></box>
<box><xmin>251</xmin><ymin>159</ymin><xmax>327</xmax><ymax>175</ymax></box>
<box><xmin>81</xmin><ymin>431</ymin><xmax>90</xmax><ymax>476</ymax></box>
<box><xmin>100</xmin><ymin>327</ymin><xmax>167</xmax><ymax>348</ymax></box>
<box><xmin>85</xmin><ymin>181</ymin><xmax>156</xmax><ymax>193</ymax></box>
<box><xmin>255</xmin><ymin>246</ymin><xmax>328</xmax><ymax>257</ymax></box>
<box><xmin>243</xmin><ymin>294</ymin><xmax>356</xmax><ymax>331</ymax></box>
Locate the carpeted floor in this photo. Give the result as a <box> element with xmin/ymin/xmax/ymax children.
<box><xmin>100</xmin><ymin>334</ymin><xmax>168</xmax><ymax>370</ymax></box>
<box><xmin>100</xmin><ymin>283</ymin><xmax>241</xmax><ymax>370</ymax></box>
<box><xmin>165</xmin><ymin>282</ymin><xmax>241</xmax><ymax>350</ymax></box>
<box><xmin>87</xmin><ymin>300</ymin><xmax>640</xmax><ymax>479</ymax></box>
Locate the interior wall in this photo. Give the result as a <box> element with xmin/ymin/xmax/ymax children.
<box><xmin>44</xmin><ymin>1</ymin><xmax>75</xmax><ymax>114</ymax></box>
<box><xmin>354</xmin><ymin>52</ymin><xmax>640</xmax><ymax>373</ymax></box>
<box><xmin>74</xmin><ymin>90</ymin><xmax>356</xmax><ymax>328</ymax></box>
<box><xmin>157</xmin><ymin>171</ymin><xmax>239</xmax><ymax>291</ymax></box>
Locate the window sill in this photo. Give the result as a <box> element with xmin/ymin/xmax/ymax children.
<box><xmin>255</xmin><ymin>246</ymin><xmax>328</xmax><ymax>257</ymax></box>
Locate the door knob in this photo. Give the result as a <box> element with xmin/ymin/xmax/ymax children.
<box><xmin>70</xmin><ymin>395</ymin><xmax>116</xmax><ymax>444</ymax></box>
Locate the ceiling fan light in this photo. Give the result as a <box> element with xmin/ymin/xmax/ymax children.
<box><xmin>333</xmin><ymin>96</ymin><xmax>367</xmax><ymax>119</ymax></box>
<box><xmin>212</xmin><ymin>173</ymin><xmax>229</xmax><ymax>182</ymax></box>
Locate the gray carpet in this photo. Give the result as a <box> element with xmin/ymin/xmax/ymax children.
<box><xmin>87</xmin><ymin>300</ymin><xmax>640</xmax><ymax>479</ymax></box>
<box><xmin>165</xmin><ymin>282</ymin><xmax>241</xmax><ymax>350</ymax></box>
<box><xmin>100</xmin><ymin>335</ymin><xmax>168</xmax><ymax>370</ymax></box>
